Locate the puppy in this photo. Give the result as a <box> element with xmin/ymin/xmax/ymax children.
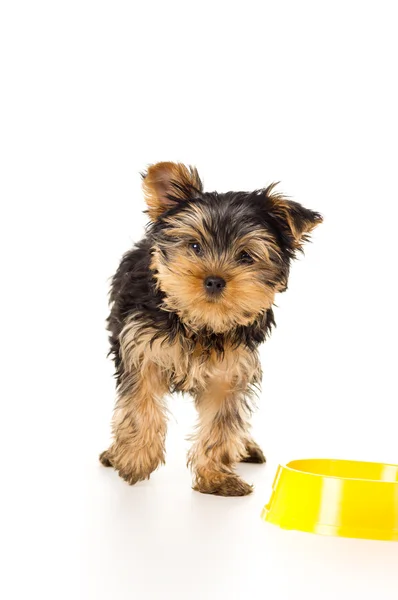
<box><xmin>100</xmin><ymin>162</ymin><xmax>322</xmax><ymax>496</ymax></box>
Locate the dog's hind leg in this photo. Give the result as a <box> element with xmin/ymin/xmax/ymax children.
<box><xmin>99</xmin><ymin>450</ymin><xmax>113</xmax><ymax>467</ymax></box>
<box><xmin>240</xmin><ymin>438</ymin><xmax>266</xmax><ymax>463</ymax></box>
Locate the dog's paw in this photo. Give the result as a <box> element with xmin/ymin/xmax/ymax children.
<box><xmin>100</xmin><ymin>443</ymin><xmax>165</xmax><ymax>485</ymax></box>
<box><xmin>194</xmin><ymin>472</ymin><xmax>253</xmax><ymax>497</ymax></box>
<box><xmin>117</xmin><ymin>467</ymin><xmax>151</xmax><ymax>486</ymax></box>
<box><xmin>99</xmin><ymin>450</ymin><xmax>113</xmax><ymax>467</ymax></box>
<box><xmin>241</xmin><ymin>442</ymin><xmax>266</xmax><ymax>464</ymax></box>
<box><xmin>99</xmin><ymin>449</ymin><xmax>152</xmax><ymax>484</ymax></box>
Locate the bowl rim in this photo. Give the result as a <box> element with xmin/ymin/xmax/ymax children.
<box><xmin>283</xmin><ymin>457</ymin><xmax>398</xmax><ymax>484</ymax></box>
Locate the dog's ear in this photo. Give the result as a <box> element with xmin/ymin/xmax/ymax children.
<box><xmin>264</xmin><ymin>183</ymin><xmax>323</xmax><ymax>250</ymax></box>
<box><xmin>142</xmin><ymin>162</ymin><xmax>203</xmax><ymax>220</ymax></box>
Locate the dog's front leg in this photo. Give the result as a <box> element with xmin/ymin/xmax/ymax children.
<box><xmin>188</xmin><ymin>380</ymin><xmax>254</xmax><ymax>496</ymax></box>
<box><xmin>100</xmin><ymin>362</ymin><xmax>168</xmax><ymax>485</ymax></box>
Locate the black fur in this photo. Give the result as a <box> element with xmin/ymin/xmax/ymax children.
<box><xmin>107</xmin><ymin>187</ymin><xmax>313</xmax><ymax>388</ymax></box>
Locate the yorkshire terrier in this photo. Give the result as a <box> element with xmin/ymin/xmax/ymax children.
<box><xmin>100</xmin><ymin>162</ymin><xmax>322</xmax><ymax>496</ymax></box>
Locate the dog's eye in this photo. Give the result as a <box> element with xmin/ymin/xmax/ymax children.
<box><xmin>189</xmin><ymin>242</ymin><xmax>203</xmax><ymax>256</ymax></box>
<box><xmin>239</xmin><ymin>251</ymin><xmax>254</xmax><ymax>264</ymax></box>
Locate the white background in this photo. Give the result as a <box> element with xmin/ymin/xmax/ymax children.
<box><xmin>1</xmin><ymin>1</ymin><xmax>398</xmax><ymax>598</ymax></box>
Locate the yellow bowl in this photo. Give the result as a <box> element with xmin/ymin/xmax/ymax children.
<box><xmin>261</xmin><ymin>458</ymin><xmax>398</xmax><ymax>541</ymax></box>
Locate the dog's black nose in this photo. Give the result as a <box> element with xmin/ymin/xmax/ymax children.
<box><xmin>204</xmin><ymin>276</ymin><xmax>226</xmax><ymax>296</ymax></box>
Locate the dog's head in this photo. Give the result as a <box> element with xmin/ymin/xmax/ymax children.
<box><xmin>143</xmin><ymin>162</ymin><xmax>322</xmax><ymax>333</ymax></box>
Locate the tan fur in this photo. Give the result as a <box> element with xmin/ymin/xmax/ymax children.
<box><xmin>100</xmin><ymin>361</ymin><xmax>168</xmax><ymax>484</ymax></box>
<box><xmin>102</xmin><ymin>316</ymin><xmax>262</xmax><ymax>494</ymax></box>
<box><xmin>119</xmin><ymin>315</ymin><xmax>261</xmax><ymax>393</ymax></box>
<box><xmin>143</xmin><ymin>162</ymin><xmax>202</xmax><ymax>221</ymax></box>
<box><xmin>150</xmin><ymin>235</ymin><xmax>280</xmax><ymax>334</ymax></box>
<box><xmin>187</xmin><ymin>383</ymin><xmax>255</xmax><ymax>496</ymax></box>
<box><xmin>101</xmin><ymin>163</ymin><xmax>322</xmax><ymax>495</ymax></box>
<box><xmin>162</xmin><ymin>203</ymin><xmax>213</xmax><ymax>244</ymax></box>
<box><xmin>152</xmin><ymin>249</ymin><xmax>276</xmax><ymax>333</ymax></box>
<box><xmin>147</xmin><ymin>197</ymin><xmax>286</xmax><ymax>332</ymax></box>
<box><xmin>241</xmin><ymin>438</ymin><xmax>267</xmax><ymax>463</ymax></box>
